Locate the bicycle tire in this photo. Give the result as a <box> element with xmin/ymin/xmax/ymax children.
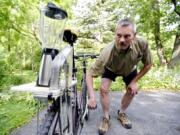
<box><xmin>39</xmin><ymin>93</ymin><xmax>73</xmax><ymax>135</ymax></box>
<box><xmin>71</xmin><ymin>85</ymin><xmax>80</xmax><ymax>135</ymax></box>
<box><xmin>71</xmin><ymin>76</ymin><xmax>89</xmax><ymax>135</ymax></box>
<box><xmin>39</xmin><ymin>99</ymin><xmax>59</xmax><ymax>135</ymax></box>
<box><xmin>81</xmin><ymin>75</ymin><xmax>89</xmax><ymax>120</ymax></box>
<box><xmin>59</xmin><ymin>91</ymin><xmax>74</xmax><ymax>135</ymax></box>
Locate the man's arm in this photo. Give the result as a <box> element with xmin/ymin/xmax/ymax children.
<box><xmin>86</xmin><ymin>53</ymin><xmax>105</xmax><ymax>109</ymax></box>
<box><xmin>86</xmin><ymin>43</ymin><xmax>113</xmax><ymax>108</ymax></box>
<box><xmin>86</xmin><ymin>55</ymin><xmax>103</xmax><ymax>109</ymax></box>
<box><xmin>128</xmin><ymin>38</ymin><xmax>153</xmax><ymax>95</ymax></box>
<box><xmin>86</xmin><ymin>71</ymin><xmax>97</xmax><ymax>109</ymax></box>
<box><xmin>128</xmin><ymin>63</ymin><xmax>152</xmax><ymax>95</ymax></box>
<box><xmin>132</xmin><ymin>63</ymin><xmax>152</xmax><ymax>83</ymax></box>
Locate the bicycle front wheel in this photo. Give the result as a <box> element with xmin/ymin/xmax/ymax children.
<box><xmin>38</xmin><ymin>98</ymin><xmax>60</xmax><ymax>135</ymax></box>
<box><xmin>81</xmin><ymin>75</ymin><xmax>89</xmax><ymax>121</ymax></box>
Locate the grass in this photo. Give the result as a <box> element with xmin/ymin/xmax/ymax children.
<box><xmin>0</xmin><ymin>70</ymin><xmax>37</xmax><ymax>135</ymax></box>
<box><xmin>0</xmin><ymin>93</ymin><xmax>37</xmax><ymax>135</ymax></box>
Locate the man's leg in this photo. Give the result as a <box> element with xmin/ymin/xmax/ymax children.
<box><xmin>100</xmin><ymin>78</ymin><xmax>112</xmax><ymax>119</ymax></box>
<box><xmin>118</xmin><ymin>88</ymin><xmax>135</xmax><ymax>129</ymax></box>
<box><xmin>120</xmin><ymin>89</ymin><xmax>134</xmax><ymax>113</ymax></box>
<box><xmin>98</xmin><ymin>78</ymin><xmax>112</xmax><ymax>134</ymax></box>
<box><xmin>121</xmin><ymin>69</ymin><xmax>137</xmax><ymax>113</ymax></box>
<box><xmin>118</xmin><ymin>69</ymin><xmax>137</xmax><ymax>129</ymax></box>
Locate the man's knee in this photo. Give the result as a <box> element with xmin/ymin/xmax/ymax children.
<box><xmin>126</xmin><ymin>88</ymin><xmax>137</xmax><ymax>97</ymax></box>
<box><xmin>100</xmin><ymin>86</ymin><xmax>109</xmax><ymax>97</ymax></box>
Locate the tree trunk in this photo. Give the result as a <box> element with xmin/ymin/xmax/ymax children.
<box><xmin>153</xmin><ymin>0</ymin><xmax>167</xmax><ymax>66</ymax></box>
<box><xmin>154</xmin><ymin>31</ymin><xmax>167</xmax><ymax>66</ymax></box>
<box><xmin>168</xmin><ymin>25</ymin><xmax>180</xmax><ymax>68</ymax></box>
<box><xmin>171</xmin><ymin>0</ymin><xmax>180</xmax><ymax>16</ymax></box>
<box><xmin>168</xmin><ymin>0</ymin><xmax>180</xmax><ymax>68</ymax></box>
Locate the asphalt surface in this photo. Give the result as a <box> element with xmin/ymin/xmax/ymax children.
<box><xmin>11</xmin><ymin>91</ymin><xmax>180</xmax><ymax>135</ymax></box>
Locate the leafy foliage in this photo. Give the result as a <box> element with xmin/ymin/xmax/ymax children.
<box><xmin>0</xmin><ymin>0</ymin><xmax>179</xmax><ymax>134</ymax></box>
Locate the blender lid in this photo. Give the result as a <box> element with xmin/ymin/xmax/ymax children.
<box><xmin>45</xmin><ymin>2</ymin><xmax>68</xmax><ymax>20</ymax></box>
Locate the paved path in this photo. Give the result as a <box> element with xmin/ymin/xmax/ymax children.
<box><xmin>11</xmin><ymin>91</ymin><xmax>180</xmax><ymax>135</ymax></box>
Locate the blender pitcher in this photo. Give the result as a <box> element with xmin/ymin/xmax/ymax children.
<box><xmin>37</xmin><ymin>3</ymin><xmax>68</xmax><ymax>87</ymax></box>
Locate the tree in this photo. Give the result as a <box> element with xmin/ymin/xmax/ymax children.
<box><xmin>168</xmin><ymin>0</ymin><xmax>180</xmax><ymax>68</ymax></box>
<box><xmin>152</xmin><ymin>0</ymin><xmax>167</xmax><ymax>65</ymax></box>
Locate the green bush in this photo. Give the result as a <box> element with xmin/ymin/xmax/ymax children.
<box><xmin>138</xmin><ymin>66</ymin><xmax>180</xmax><ymax>90</ymax></box>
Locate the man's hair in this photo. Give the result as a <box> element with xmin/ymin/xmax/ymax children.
<box><xmin>117</xmin><ymin>19</ymin><xmax>136</xmax><ymax>33</ymax></box>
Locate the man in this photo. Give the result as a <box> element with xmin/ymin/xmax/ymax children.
<box><xmin>86</xmin><ymin>19</ymin><xmax>152</xmax><ymax>134</ymax></box>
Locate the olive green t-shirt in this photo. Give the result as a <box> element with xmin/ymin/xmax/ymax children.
<box><xmin>89</xmin><ymin>36</ymin><xmax>152</xmax><ymax>77</ymax></box>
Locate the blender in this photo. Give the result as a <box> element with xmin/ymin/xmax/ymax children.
<box><xmin>37</xmin><ymin>3</ymin><xmax>68</xmax><ymax>87</ymax></box>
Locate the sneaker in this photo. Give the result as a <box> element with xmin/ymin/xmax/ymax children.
<box><xmin>98</xmin><ymin>117</ymin><xmax>110</xmax><ymax>134</ymax></box>
<box><xmin>117</xmin><ymin>110</ymin><xmax>132</xmax><ymax>129</ymax></box>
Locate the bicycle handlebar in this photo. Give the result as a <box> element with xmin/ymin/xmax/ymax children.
<box><xmin>74</xmin><ymin>54</ymin><xmax>99</xmax><ymax>59</ymax></box>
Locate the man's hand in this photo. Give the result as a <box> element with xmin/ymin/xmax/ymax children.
<box><xmin>127</xmin><ymin>82</ymin><xmax>138</xmax><ymax>96</ymax></box>
<box><xmin>88</xmin><ymin>98</ymin><xmax>97</xmax><ymax>110</ymax></box>
<box><xmin>127</xmin><ymin>64</ymin><xmax>152</xmax><ymax>96</ymax></box>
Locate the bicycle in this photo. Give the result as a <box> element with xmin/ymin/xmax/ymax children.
<box><xmin>11</xmin><ymin>30</ymin><xmax>97</xmax><ymax>135</ymax></box>
<box><xmin>73</xmin><ymin>53</ymin><xmax>99</xmax><ymax>129</ymax></box>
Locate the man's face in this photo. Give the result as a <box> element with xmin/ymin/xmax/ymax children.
<box><xmin>115</xmin><ymin>25</ymin><xmax>136</xmax><ymax>50</ymax></box>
